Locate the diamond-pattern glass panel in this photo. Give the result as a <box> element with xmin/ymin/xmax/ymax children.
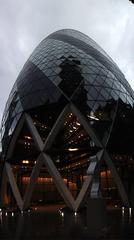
<box><xmin>1</xmin><ymin>28</ymin><xmax>134</xmax><ymax>162</ymax></box>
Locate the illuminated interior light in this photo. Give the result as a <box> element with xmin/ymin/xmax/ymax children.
<box><xmin>24</xmin><ymin>136</ymin><xmax>32</xmax><ymax>140</ymax></box>
<box><xmin>122</xmin><ymin>207</ymin><xmax>125</xmax><ymax>215</ymax></box>
<box><xmin>56</xmin><ymin>159</ymin><xmax>60</xmax><ymax>163</ymax></box>
<box><xmin>129</xmin><ymin>207</ymin><xmax>132</xmax><ymax>216</ymax></box>
<box><xmin>22</xmin><ymin>160</ymin><xmax>29</xmax><ymax>164</ymax></box>
<box><xmin>68</xmin><ymin>148</ymin><xmax>79</xmax><ymax>151</ymax></box>
<box><xmin>88</xmin><ymin>115</ymin><xmax>99</xmax><ymax>121</ymax></box>
<box><xmin>76</xmin><ymin>122</ymin><xmax>80</xmax><ymax>126</ymax></box>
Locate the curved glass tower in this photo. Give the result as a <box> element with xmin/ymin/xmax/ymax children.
<box><xmin>1</xmin><ymin>29</ymin><xmax>134</xmax><ymax>211</ymax></box>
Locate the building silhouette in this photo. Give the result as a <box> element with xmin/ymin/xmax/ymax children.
<box><xmin>0</xmin><ymin>29</ymin><xmax>134</xmax><ymax>211</ymax></box>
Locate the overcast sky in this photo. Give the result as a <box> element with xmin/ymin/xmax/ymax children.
<box><xmin>0</xmin><ymin>0</ymin><xmax>134</xmax><ymax>122</ymax></box>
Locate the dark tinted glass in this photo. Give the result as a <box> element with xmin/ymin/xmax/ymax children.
<box><xmin>1</xmin><ymin>29</ymin><xmax>134</xmax><ymax>160</ymax></box>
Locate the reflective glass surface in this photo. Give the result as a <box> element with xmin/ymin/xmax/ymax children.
<box><xmin>1</xmin><ymin>29</ymin><xmax>134</xmax><ymax>181</ymax></box>
<box><xmin>1</xmin><ymin>28</ymin><xmax>134</xmax><ymax>210</ymax></box>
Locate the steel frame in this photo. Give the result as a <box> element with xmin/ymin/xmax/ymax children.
<box><xmin>1</xmin><ymin>103</ymin><xmax>129</xmax><ymax>211</ymax></box>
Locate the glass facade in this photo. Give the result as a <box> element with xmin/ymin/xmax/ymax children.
<box><xmin>1</xmin><ymin>29</ymin><xmax>134</xmax><ymax>209</ymax></box>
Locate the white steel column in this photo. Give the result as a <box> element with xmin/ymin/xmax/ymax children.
<box><xmin>70</xmin><ymin>103</ymin><xmax>103</xmax><ymax>148</ymax></box>
<box><xmin>75</xmin><ymin>150</ymin><xmax>104</xmax><ymax>211</ymax></box>
<box><xmin>22</xmin><ymin>154</ymin><xmax>44</xmax><ymax>210</ymax></box>
<box><xmin>25</xmin><ymin>113</ymin><xmax>44</xmax><ymax>152</ymax></box>
<box><xmin>42</xmin><ymin>153</ymin><xmax>75</xmax><ymax>210</ymax></box>
<box><xmin>6</xmin><ymin>115</ymin><xmax>24</xmax><ymax>160</ymax></box>
<box><xmin>5</xmin><ymin>162</ymin><xmax>23</xmax><ymax>210</ymax></box>
<box><xmin>43</xmin><ymin>105</ymin><xmax>70</xmax><ymax>151</ymax></box>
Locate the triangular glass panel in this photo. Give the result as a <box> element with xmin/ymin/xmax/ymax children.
<box><xmin>10</xmin><ymin>121</ymin><xmax>38</xmax><ymax>165</ymax></box>
<box><xmin>2</xmin><ymin>113</ymin><xmax>22</xmax><ymax>157</ymax></box>
<box><xmin>28</xmin><ymin>96</ymin><xmax>68</xmax><ymax>143</ymax></box>
<box><xmin>107</xmin><ymin>100</ymin><xmax>134</xmax><ymax>157</ymax></box>
<box><xmin>126</xmin><ymin>95</ymin><xmax>133</xmax><ymax>106</ymax></box>
<box><xmin>87</xmin><ymin>100</ymin><xmax>118</xmax><ymax>145</ymax></box>
<box><xmin>88</xmin><ymin>86</ymin><xmax>99</xmax><ymax>99</ymax></box>
<box><xmin>12</xmin><ymin>162</ymin><xmax>35</xmax><ymax>201</ymax></box>
<box><xmin>48</xmin><ymin>74</ymin><xmax>57</xmax><ymax>82</ymax></box>
<box><xmin>84</xmin><ymin>83</ymin><xmax>92</xmax><ymax>92</ymax></box>
<box><xmin>96</xmin><ymin>93</ymin><xmax>106</xmax><ymax>102</ymax></box>
<box><xmin>53</xmin><ymin>76</ymin><xmax>62</xmax><ymax>85</ymax></box>
<box><xmin>100</xmin><ymin>159</ymin><xmax>122</xmax><ymax>207</ymax></box>
<box><xmin>119</xmin><ymin>92</ymin><xmax>127</xmax><ymax>104</ymax></box>
<box><xmin>87</xmin><ymin>94</ymin><xmax>94</xmax><ymax>101</ymax></box>
<box><xmin>110</xmin><ymin>90</ymin><xmax>119</xmax><ymax>101</ymax></box>
<box><xmin>99</xmin><ymin>68</ymin><xmax>108</xmax><ymax>76</ymax></box>
<box><xmin>83</xmin><ymin>74</ymin><xmax>97</xmax><ymax>85</ymax></box>
<box><xmin>30</xmin><ymin>167</ymin><xmax>63</xmax><ymax>205</ymax></box>
<box><xmin>52</xmin><ymin>67</ymin><xmax>61</xmax><ymax>75</ymax></box>
<box><xmin>43</xmin><ymin>68</ymin><xmax>53</xmax><ymax>77</ymax></box>
<box><xmin>88</xmin><ymin>65</ymin><xmax>101</xmax><ymax>73</ymax></box>
<box><xmin>87</xmin><ymin>100</ymin><xmax>96</xmax><ymax>109</ymax></box>
<box><xmin>99</xmin><ymin>87</ymin><xmax>110</xmax><ymax>100</ymax></box>
<box><xmin>73</xmin><ymin>89</ymin><xmax>118</xmax><ymax>146</ymax></box>
<box><xmin>106</xmin><ymin>78</ymin><xmax>114</xmax><ymax>88</ymax></box>
<box><xmin>112</xmin><ymin>81</ymin><xmax>121</xmax><ymax>91</ymax></box>
<box><xmin>106</xmin><ymin>71</ymin><xmax>115</xmax><ymax>79</ymax></box>
<box><xmin>94</xmin><ymin>75</ymin><xmax>106</xmax><ymax>86</ymax></box>
<box><xmin>4</xmin><ymin>176</ymin><xmax>22</xmax><ymax>208</ymax></box>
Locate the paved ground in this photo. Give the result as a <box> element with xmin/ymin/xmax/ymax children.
<box><xmin>0</xmin><ymin>204</ymin><xmax>134</xmax><ymax>239</ymax></box>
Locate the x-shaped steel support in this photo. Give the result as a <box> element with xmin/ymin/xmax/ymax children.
<box><xmin>1</xmin><ymin>103</ymin><xmax>129</xmax><ymax>211</ymax></box>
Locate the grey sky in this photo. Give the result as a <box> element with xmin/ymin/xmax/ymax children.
<box><xmin>0</xmin><ymin>0</ymin><xmax>134</xmax><ymax>122</ymax></box>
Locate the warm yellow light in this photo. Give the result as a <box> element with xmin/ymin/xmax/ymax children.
<box><xmin>22</xmin><ymin>160</ymin><xmax>29</xmax><ymax>164</ymax></box>
<box><xmin>68</xmin><ymin>148</ymin><xmax>79</xmax><ymax>151</ymax></box>
<box><xmin>101</xmin><ymin>170</ymin><xmax>111</xmax><ymax>177</ymax></box>
<box><xmin>24</xmin><ymin>136</ymin><xmax>32</xmax><ymax>140</ymax></box>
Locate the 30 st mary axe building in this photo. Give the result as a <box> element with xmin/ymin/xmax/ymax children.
<box><xmin>0</xmin><ymin>29</ymin><xmax>134</xmax><ymax>211</ymax></box>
